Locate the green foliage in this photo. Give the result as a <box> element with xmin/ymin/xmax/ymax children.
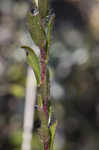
<box><xmin>21</xmin><ymin>0</ymin><xmax>57</xmax><ymax>149</ymax></box>
<box><xmin>46</xmin><ymin>14</ymin><xmax>55</xmax><ymax>56</ymax></box>
<box><xmin>49</xmin><ymin>121</ymin><xmax>57</xmax><ymax>150</ymax></box>
<box><xmin>32</xmin><ymin>0</ymin><xmax>48</xmax><ymax>18</ymax></box>
<box><xmin>21</xmin><ymin>46</ymin><xmax>41</xmax><ymax>86</ymax></box>
<box><xmin>48</xmin><ymin>101</ymin><xmax>52</xmax><ymax>125</ymax></box>
<box><xmin>38</xmin><ymin>0</ymin><xmax>48</xmax><ymax>18</ymax></box>
<box><xmin>27</xmin><ymin>11</ymin><xmax>46</xmax><ymax>48</ymax></box>
<box><xmin>31</xmin><ymin>134</ymin><xmax>44</xmax><ymax>150</ymax></box>
<box><xmin>38</xmin><ymin>108</ymin><xmax>50</xmax><ymax>143</ymax></box>
<box><xmin>38</xmin><ymin>94</ymin><xmax>43</xmax><ymax>108</ymax></box>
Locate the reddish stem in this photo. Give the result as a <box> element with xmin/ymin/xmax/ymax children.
<box><xmin>44</xmin><ymin>142</ymin><xmax>49</xmax><ymax>150</ymax></box>
<box><xmin>40</xmin><ymin>47</ymin><xmax>46</xmax><ymax>60</ymax></box>
<box><xmin>40</xmin><ymin>47</ymin><xmax>46</xmax><ymax>84</ymax></box>
<box><xmin>40</xmin><ymin>47</ymin><xmax>49</xmax><ymax>149</ymax></box>
<box><xmin>41</xmin><ymin>63</ymin><xmax>46</xmax><ymax>84</ymax></box>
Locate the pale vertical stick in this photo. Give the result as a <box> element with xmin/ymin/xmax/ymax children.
<box><xmin>21</xmin><ymin>66</ymin><xmax>37</xmax><ymax>150</ymax></box>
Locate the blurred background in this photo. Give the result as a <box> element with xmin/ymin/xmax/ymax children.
<box><xmin>1</xmin><ymin>0</ymin><xmax>99</xmax><ymax>150</ymax></box>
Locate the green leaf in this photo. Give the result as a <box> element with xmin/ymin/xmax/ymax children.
<box><xmin>37</xmin><ymin>94</ymin><xmax>50</xmax><ymax>145</ymax></box>
<box><xmin>48</xmin><ymin>102</ymin><xmax>52</xmax><ymax>126</ymax></box>
<box><xmin>27</xmin><ymin>11</ymin><xmax>46</xmax><ymax>47</ymax></box>
<box><xmin>38</xmin><ymin>107</ymin><xmax>49</xmax><ymax>142</ymax></box>
<box><xmin>38</xmin><ymin>94</ymin><xmax>43</xmax><ymax>108</ymax></box>
<box><xmin>21</xmin><ymin>46</ymin><xmax>41</xmax><ymax>86</ymax></box>
<box><xmin>47</xmin><ymin>14</ymin><xmax>55</xmax><ymax>44</ymax></box>
<box><xmin>38</xmin><ymin>0</ymin><xmax>48</xmax><ymax>18</ymax></box>
<box><xmin>46</xmin><ymin>67</ymin><xmax>50</xmax><ymax>96</ymax></box>
<box><xmin>49</xmin><ymin>121</ymin><xmax>57</xmax><ymax>150</ymax></box>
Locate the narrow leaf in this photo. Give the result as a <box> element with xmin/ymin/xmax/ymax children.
<box><xmin>47</xmin><ymin>14</ymin><xmax>55</xmax><ymax>45</ymax></box>
<box><xmin>49</xmin><ymin>120</ymin><xmax>57</xmax><ymax>150</ymax></box>
<box><xmin>38</xmin><ymin>94</ymin><xmax>43</xmax><ymax>108</ymax></box>
<box><xmin>38</xmin><ymin>0</ymin><xmax>48</xmax><ymax>18</ymax></box>
<box><xmin>48</xmin><ymin>102</ymin><xmax>52</xmax><ymax>126</ymax></box>
<box><xmin>27</xmin><ymin>11</ymin><xmax>46</xmax><ymax>47</ymax></box>
<box><xmin>21</xmin><ymin>46</ymin><xmax>41</xmax><ymax>86</ymax></box>
<box><xmin>38</xmin><ymin>106</ymin><xmax>49</xmax><ymax>142</ymax></box>
<box><xmin>46</xmin><ymin>67</ymin><xmax>50</xmax><ymax>97</ymax></box>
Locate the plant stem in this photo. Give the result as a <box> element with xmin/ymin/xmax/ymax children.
<box><xmin>44</xmin><ymin>142</ymin><xmax>49</xmax><ymax>150</ymax></box>
<box><xmin>22</xmin><ymin>0</ymin><xmax>57</xmax><ymax>149</ymax></box>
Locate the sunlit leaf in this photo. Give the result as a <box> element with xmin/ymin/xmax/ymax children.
<box><xmin>21</xmin><ymin>46</ymin><xmax>41</xmax><ymax>86</ymax></box>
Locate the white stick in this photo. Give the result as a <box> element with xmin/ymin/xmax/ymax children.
<box><xmin>21</xmin><ymin>66</ymin><xmax>37</xmax><ymax>150</ymax></box>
